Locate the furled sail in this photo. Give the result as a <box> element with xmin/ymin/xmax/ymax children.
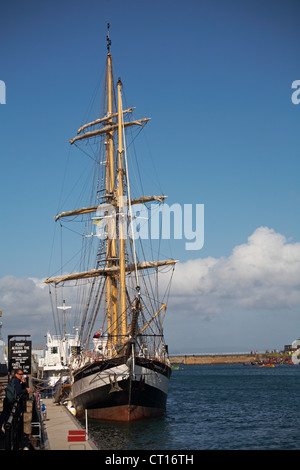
<box><xmin>55</xmin><ymin>195</ymin><xmax>167</xmax><ymax>221</ymax></box>
<box><xmin>45</xmin><ymin>259</ymin><xmax>176</xmax><ymax>285</ymax></box>
<box><xmin>69</xmin><ymin>118</ymin><xmax>150</xmax><ymax>145</ymax></box>
<box><xmin>76</xmin><ymin>107</ymin><xmax>135</xmax><ymax>135</ymax></box>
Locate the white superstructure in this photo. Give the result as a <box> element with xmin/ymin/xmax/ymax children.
<box><xmin>38</xmin><ymin>330</ymin><xmax>80</xmax><ymax>388</ymax></box>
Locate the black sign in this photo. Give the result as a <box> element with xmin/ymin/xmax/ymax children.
<box><xmin>8</xmin><ymin>339</ymin><xmax>32</xmax><ymax>375</ymax></box>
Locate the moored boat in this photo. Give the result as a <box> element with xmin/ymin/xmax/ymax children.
<box><xmin>37</xmin><ymin>328</ymin><xmax>80</xmax><ymax>397</ymax></box>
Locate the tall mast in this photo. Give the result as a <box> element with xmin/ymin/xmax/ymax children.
<box><xmin>105</xmin><ymin>23</ymin><xmax>117</xmax><ymax>354</ymax></box>
<box><xmin>57</xmin><ymin>300</ymin><xmax>72</xmax><ymax>337</ymax></box>
<box><xmin>117</xmin><ymin>78</ymin><xmax>127</xmax><ymax>339</ymax></box>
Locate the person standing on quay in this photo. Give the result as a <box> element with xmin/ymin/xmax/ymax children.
<box><xmin>0</xmin><ymin>368</ymin><xmax>31</xmax><ymax>435</ymax></box>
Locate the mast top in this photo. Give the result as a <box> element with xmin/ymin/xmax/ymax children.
<box><xmin>106</xmin><ymin>23</ymin><xmax>111</xmax><ymax>52</ymax></box>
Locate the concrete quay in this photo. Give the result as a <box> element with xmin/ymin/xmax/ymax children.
<box><xmin>42</xmin><ymin>399</ymin><xmax>98</xmax><ymax>450</ymax></box>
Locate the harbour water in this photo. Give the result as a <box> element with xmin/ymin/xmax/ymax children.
<box><xmin>85</xmin><ymin>364</ymin><xmax>300</xmax><ymax>450</ymax></box>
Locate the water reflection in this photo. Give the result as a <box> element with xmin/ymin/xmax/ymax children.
<box><xmin>85</xmin><ymin>414</ymin><xmax>175</xmax><ymax>450</ymax></box>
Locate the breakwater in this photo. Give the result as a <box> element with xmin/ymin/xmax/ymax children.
<box><xmin>169</xmin><ymin>353</ymin><xmax>267</xmax><ymax>365</ymax></box>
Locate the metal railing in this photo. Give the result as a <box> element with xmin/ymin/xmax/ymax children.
<box><xmin>4</xmin><ymin>395</ymin><xmax>25</xmax><ymax>450</ymax></box>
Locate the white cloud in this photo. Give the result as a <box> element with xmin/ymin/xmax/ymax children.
<box><xmin>0</xmin><ymin>275</ymin><xmax>51</xmax><ymax>343</ymax></box>
<box><xmin>1</xmin><ymin>227</ymin><xmax>299</xmax><ymax>351</ymax></box>
<box><xmin>170</xmin><ymin>227</ymin><xmax>300</xmax><ymax>317</ymax></box>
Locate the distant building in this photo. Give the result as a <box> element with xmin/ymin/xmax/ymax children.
<box><xmin>290</xmin><ymin>338</ymin><xmax>300</xmax><ymax>365</ymax></box>
<box><xmin>292</xmin><ymin>338</ymin><xmax>300</xmax><ymax>350</ymax></box>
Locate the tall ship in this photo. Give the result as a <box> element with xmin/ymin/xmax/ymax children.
<box><xmin>45</xmin><ymin>25</ymin><xmax>176</xmax><ymax>422</ymax></box>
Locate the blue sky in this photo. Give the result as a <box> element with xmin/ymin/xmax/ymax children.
<box><xmin>0</xmin><ymin>0</ymin><xmax>300</xmax><ymax>353</ymax></box>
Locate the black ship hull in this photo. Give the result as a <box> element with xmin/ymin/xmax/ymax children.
<box><xmin>71</xmin><ymin>356</ymin><xmax>171</xmax><ymax>421</ymax></box>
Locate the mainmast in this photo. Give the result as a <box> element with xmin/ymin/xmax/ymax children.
<box><xmin>105</xmin><ymin>27</ymin><xmax>117</xmax><ymax>354</ymax></box>
<box><xmin>117</xmin><ymin>78</ymin><xmax>127</xmax><ymax>339</ymax></box>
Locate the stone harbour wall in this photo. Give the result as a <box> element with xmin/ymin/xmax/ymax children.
<box><xmin>169</xmin><ymin>354</ymin><xmax>267</xmax><ymax>365</ymax></box>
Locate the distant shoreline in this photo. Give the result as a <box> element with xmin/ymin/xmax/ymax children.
<box><xmin>169</xmin><ymin>352</ymin><xmax>289</xmax><ymax>365</ymax></box>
